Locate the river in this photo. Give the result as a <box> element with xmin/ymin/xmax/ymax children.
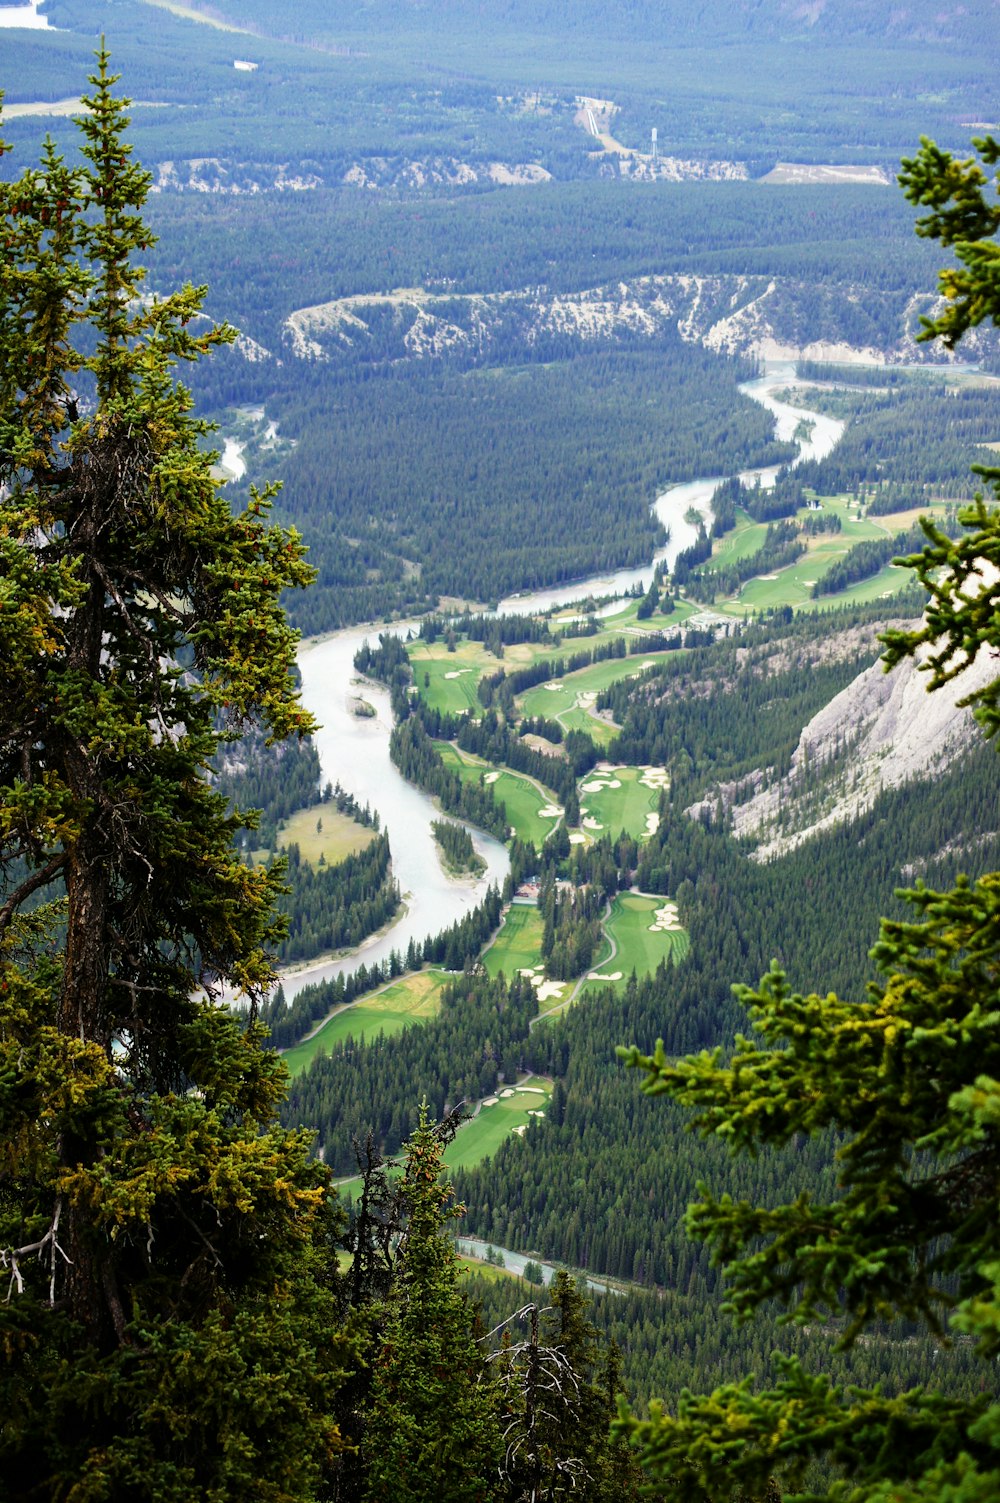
<box><xmin>0</xmin><ymin>1</ymin><xmax>53</xmax><ymax>28</ymax></box>
<box><xmin>281</xmin><ymin>362</ymin><xmax>842</xmax><ymax>1000</ymax></box>
<box><xmin>454</xmin><ymin>1237</ymin><xmax>621</xmax><ymax>1295</ymax></box>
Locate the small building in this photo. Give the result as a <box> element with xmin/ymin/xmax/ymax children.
<box><xmin>233</xmin><ymin>59</ymin><xmax>258</xmax><ymax>72</ymax></box>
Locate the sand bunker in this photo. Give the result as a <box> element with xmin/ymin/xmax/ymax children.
<box><xmin>583</xmin><ymin>816</ymin><xmax>604</xmax><ymax>831</ymax></box>
<box><xmin>500</xmin><ymin>1088</ymin><xmax>516</xmax><ymax>1098</ymax></box>
<box><xmin>536</xmin><ymin>980</ymin><xmax>566</xmax><ymax>1002</ymax></box>
<box><xmin>581</xmin><ymin>780</ymin><xmax>606</xmax><ymax>793</ymax></box>
<box><xmin>649</xmin><ymin>902</ymin><xmax>683</xmax><ymax>933</ymax></box>
<box><xmin>639</xmin><ymin>767</ymin><xmax>669</xmax><ymax>789</ymax></box>
<box><xmin>569</xmin><ymin>832</ymin><xmax>586</xmax><ymax>845</ymax></box>
<box><xmin>483</xmin><ymin>770</ymin><xmax>501</xmax><ymax>784</ymax></box>
<box><xmin>538</xmin><ymin>805</ymin><xmax>563</xmax><ymax>818</ymax></box>
<box><xmin>644</xmin><ymin>813</ymin><xmax>660</xmax><ymax>836</ymax></box>
<box><xmin>576</xmin><ymin>691</ymin><xmax>598</xmax><ymax>708</ymax></box>
<box><xmin>481</xmin><ymin>1096</ymin><xmax>499</xmax><ymax>1108</ymax></box>
<box><xmin>516</xmin><ymin>1086</ymin><xmax>546</xmax><ymax>1094</ymax></box>
<box><xmin>587</xmin><ymin>970</ymin><xmax>623</xmax><ymax>981</ymax></box>
<box><xmin>443</xmin><ymin>668</ymin><xmax>473</xmax><ymax>679</ymax></box>
<box><xmin>512</xmin><ymin>1124</ymin><xmax>527</xmax><ymax>1136</ymax></box>
<box><xmin>544</xmin><ymin>683</ymin><xmax>563</xmax><ymax>692</ymax></box>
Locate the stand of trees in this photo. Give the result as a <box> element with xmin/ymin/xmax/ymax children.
<box><xmin>0</xmin><ymin>65</ymin><xmax>354</xmax><ymax>1495</ymax></box>
<box><xmin>275</xmin><ymin>833</ymin><xmax>399</xmax><ymax>964</ymax></box>
<box><xmin>432</xmin><ymin>818</ymin><xmax>487</xmax><ymax>876</ymax></box>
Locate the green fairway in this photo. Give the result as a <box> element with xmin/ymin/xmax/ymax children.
<box><xmin>444</xmin><ymin>1077</ymin><xmax>552</xmax><ymax>1171</ymax></box>
<box><xmin>435</xmin><ymin>742</ymin><xmax>562</xmax><ymax>845</ymax></box>
<box><xmin>406</xmin><ymin>618</ymin><xmax>643</xmax><ymax>718</ymax></box>
<box><xmin>334</xmin><ymin>1076</ymin><xmax>552</xmax><ymax>1202</ymax></box>
<box><xmin>721</xmin><ymin>497</ymin><xmax>886</xmax><ymax>612</ymax></box>
<box><xmin>483</xmin><ymin>903</ymin><xmax>545</xmax><ymax>978</ymax></box>
<box><xmin>709</xmin><ymin>498</ymin><xmax>950</xmax><ymax>617</ymax></box>
<box><xmin>579</xmin><ymin>891</ymin><xmax>690</xmax><ymax>996</ymax></box>
<box><xmin>407</xmin><ymin>637</ymin><xmax>496</xmax><ymax>716</ymax></box>
<box><xmin>281</xmin><ymin>968</ymin><xmax>450</xmax><ymax>1077</ymax></box>
<box><xmin>707</xmin><ymin>509</ymin><xmax>769</xmax><ymax>567</ymax></box>
<box><xmin>275</xmin><ymin>804</ymin><xmax>376</xmax><ymax>866</ymax></box>
<box><xmin>517</xmin><ymin>650</ymin><xmax>675</xmax><ymax>736</ymax></box>
<box><xmin>827</xmin><ymin>562</ymin><xmax>913</xmax><ymax>606</ymax></box>
<box><xmin>577</xmin><ymin>765</ymin><xmax>666</xmax><ymax>843</ymax></box>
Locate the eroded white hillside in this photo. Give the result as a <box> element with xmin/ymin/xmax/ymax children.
<box><xmin>278</xmin><ymin>274</ymin><xmax>987</xmax><ymax>366</ymax></box>
<box><xmin>710</xmin><ymin>637</ymin><xmax>1000</xmax><ymax>860</ymax></box>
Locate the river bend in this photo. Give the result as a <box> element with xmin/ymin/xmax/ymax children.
<box><xmin>282</xmin><ymin>363</ymin><xmax>841</xmax><ymax>999</ymax></box>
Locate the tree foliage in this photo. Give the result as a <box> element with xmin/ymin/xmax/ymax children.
<box><xmin>362</xmin><ymin>1106</ymin><xmax>501</xmax><ymax>1503</ymax></box>
<box><xmin>0</xmin><ymin>59</ymin><xmax>351</xmax><ymax>1498</ymax></box>
<box><xmin>612</xmin><ymin>132</ymin><xmax>1000</xmax><ymax>1503</ymax></box>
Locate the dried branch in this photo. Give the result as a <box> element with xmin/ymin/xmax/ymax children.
<box><xmin>1</xmin><ymin>1197</ymin><xmax>72</xmax><ymax>1304</ymax></box>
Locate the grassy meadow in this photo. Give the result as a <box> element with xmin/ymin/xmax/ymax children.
<box><xmin>276</xmin><ymin>803</ymin><xmax>377</xmax><ymax>866</ymax></box>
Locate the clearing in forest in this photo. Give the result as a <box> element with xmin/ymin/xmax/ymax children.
<box><xmin>275</xmin><ymin>803</ymin><xmax>377</xmax><ymax>866</ymax></box>
<box><xmin>281</xmin><ymin>967</ymin><xmax>450</xmax><ymax>1077</ymax></box>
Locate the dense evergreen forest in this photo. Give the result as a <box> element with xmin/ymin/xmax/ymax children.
<box><xmin>275</xmin><ymin>835</ymin><xmax>399</xmax><ymax>965</ymax></box>
<box><xmin>6</xmin><ymin>0</ymin><xmax>989</xmax><ymax>174</ymax></box>
<box><xmin>6</xmin><ymin>8</ymin><xmax>1000</xmax><ymax>1497</ymax></box>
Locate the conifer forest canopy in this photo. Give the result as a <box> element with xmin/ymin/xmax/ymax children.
<box><xmin>3</xmin><ymin>2</ymin><xmax>1000</xmax><ymax>1500</ymax></box>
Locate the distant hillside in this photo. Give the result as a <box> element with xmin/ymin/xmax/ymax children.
<box><xmin>278</xmin><ymin>273</ymin><xmax>978</xmax><ymax>370</ymax></box>
<box><xmin>180</xmin><ymin>0</ymin><xmax>1000</xmax><ymax>47</ymax></box>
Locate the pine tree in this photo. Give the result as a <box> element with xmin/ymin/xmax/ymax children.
<box><xmin>0</xmin><ymin>57</ymin><xmax>352</xmax><ymax>1498</ymax></box>
<box><xmin>363</xmin><ymin>1106</ymin><xmax>501</xmax><ymax>1503</ymax></box>
<box><xmin>613</xmin><ymin>133</ymin><xmax>1000</xmax><ymax>1503</ymax></box>
<box><xmin>489</xmin><ymin>1274</ymin><xmax>642</xmax><ymax>1503</ymax></box>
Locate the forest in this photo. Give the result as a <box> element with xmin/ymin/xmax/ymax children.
<box><xmin>5</xmin><ymin>8</ymin><xmax>1000</xmax><ymax>1501</ymax></box>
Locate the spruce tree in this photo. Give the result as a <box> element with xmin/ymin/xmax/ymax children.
<box><xmin>362</xmin><ymin>1107</ymin><xmax>501</xmax><ymax>1503</ymax></box>
<box><xmin>614</xmin><ymin>133</ymin><xmax>1000</xmax><ymax>1503</ymax></box>
<box><xmin>0</xmin><ymin>56</ymin><xmax>352</xmax><ymax>1498</ymax></box>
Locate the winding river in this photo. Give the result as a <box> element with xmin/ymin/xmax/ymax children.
<box><xmin>281</xmin><ymin>362</ymin><xmax>842</xmax><ymax>1000</ymax></box>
